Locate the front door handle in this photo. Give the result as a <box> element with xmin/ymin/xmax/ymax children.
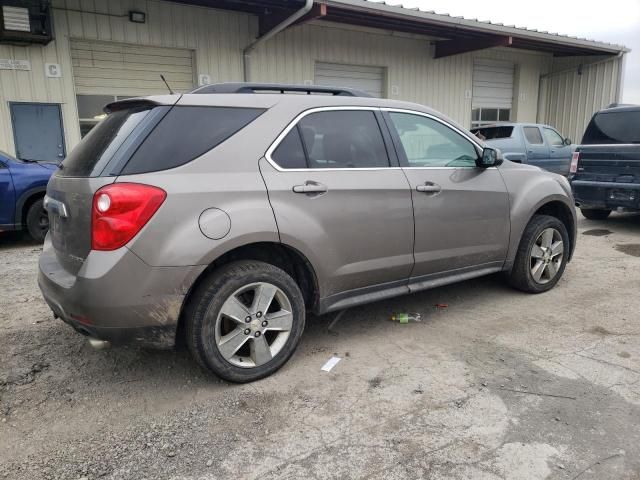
<box><xmin>416</xmin><ymin>183</ymin><xmax>442</xmax><ymax>194</ymax></box>
<box><xmin>292</xmin><ymin>182</ymin><xmax>328</xmax><ymax>194</ymax></box>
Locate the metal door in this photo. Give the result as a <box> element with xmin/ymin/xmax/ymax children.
<box><xmin>384</xmin><ymin>109</ymin><xmax>510</xmax><ymax>278</ymax></box>
<box><xmin>10</xmin><ymin>103</ymin><xmax>65</xmax><ymax>162</ymax></box>
<box><xmin>522</xmin><ymin>126</ymin><xmax>550</xmax><ymax>169</ymax></box>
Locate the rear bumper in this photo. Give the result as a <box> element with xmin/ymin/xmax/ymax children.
<box><xmin>38</xmin><ymin>234</ymin><xmax>205</xmax><ymax>348</ymax></box>
<box><xmin>571</xmin><ymin>180</ymin><xmax>640</xmax><ymax>211</ymax></box>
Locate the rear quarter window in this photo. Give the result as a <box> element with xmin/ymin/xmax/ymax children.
<box><xmin>582</xmin><ymin>111</ymin><xmax>640</xmax><ymax>144</ymax></box>
<box><xmin>60</xmin><ymin>106</ymin><xmax>155</xmax><ymax>177</ymax></box>
<box><xmin>121</xmin><ymin>106</ymin><xmax>265</xmax><ymax>175</ymax></box>
<box><xmin>471</xmin><ymin>126</ymin><xmax>514</xmax><ymax>140</ymax></box>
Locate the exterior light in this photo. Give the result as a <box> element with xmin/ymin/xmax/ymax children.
<box><xmin>129</xmin><ymin>11</ymin><xmax>146</xmax><ymax>24</ymax></box>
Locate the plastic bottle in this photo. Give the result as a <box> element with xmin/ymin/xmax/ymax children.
<box><xmin>390</xmin><ymin>312</ymin><xmax>422</xmax><ymax>324</ymax></box>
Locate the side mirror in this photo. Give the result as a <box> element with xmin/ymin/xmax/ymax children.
<box><xmin>564</xmin><ymin>138</ymin><xmax>572</xmax><ymax>146</ymax></box>
<box><xmin>477</xmin><ymin>147</ymin><xmax>502</xmax><ymax>168</ymax></box>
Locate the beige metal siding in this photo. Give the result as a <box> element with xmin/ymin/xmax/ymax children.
<box><xmin>539</xmin><ymin>55</ymin><xmax>622</xmax><ymax>142</ymax></box>
<box><xmin>70</xmin><ymin>39</ymin><xmax>194</xmax><ymax>95</ymax></box>
<box><xmin>1</xmin><ymin>0</ymin><xmax>609</xmax><ymax>158</ymax></box>
<box><xmin>0</xmin><ymin>0</ymin><xmax>253</xmax><ymax>155</ymax></box>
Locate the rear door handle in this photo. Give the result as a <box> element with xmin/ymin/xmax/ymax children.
<box><xmin>416</xmin><ymin>183</ymin><xmax>442</xmax><ymax>193</ymax></box>
<box><xmin>293</xmin><ymin>182</ymin><xmax>327</xmax><ymax>194</ymax></box>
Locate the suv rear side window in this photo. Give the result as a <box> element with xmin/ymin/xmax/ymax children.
<box><xmin>523</xmin><ymin>127</ymin><xmax>544</xmax><ymax>145</ymax></box>
<box><xmin>582</xmin><ymin>111</ymin><xmax>640</xmax><ymax>144</ymax></box>
<box><xmin>121</xmin><ymin>106</ymin><xmax>265</xmax><ymax>175</ymax></box>
<box><xmin>270</xmin><ymin>110</ymin><xmax>390</xmax><ymax>169</ymax></box>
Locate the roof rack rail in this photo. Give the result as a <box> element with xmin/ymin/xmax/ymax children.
<box><xmin>190</xmin><ymin>82</ymin><xmax>372</xmax><ymax>97</ymax></box>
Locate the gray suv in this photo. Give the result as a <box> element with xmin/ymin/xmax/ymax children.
<box><xmin>39</xmin><ymin>83</ymin><xmax>577</xmax><ymax>383</ymax></box>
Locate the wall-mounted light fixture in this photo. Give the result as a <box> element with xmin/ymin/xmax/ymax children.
<box><xmin>129</xmin><ymin>11</ymin><xmax>146</xmax><ymax>24</ymax></box>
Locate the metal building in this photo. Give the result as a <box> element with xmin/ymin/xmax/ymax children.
<box><xmin>0</xmin><ymin>0</ymin><xmax>628</xmax><ymax>161</ymax></box>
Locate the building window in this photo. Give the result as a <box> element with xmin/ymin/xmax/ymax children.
<box><xmin>76</xmin><ymin>95</ymin><xmax>135</xmax><ymax>137</ymax></box>
<box><xmin>471</xmin><ymin>107</ymin><xmax>511</xmax><ymax>128</ymax></box>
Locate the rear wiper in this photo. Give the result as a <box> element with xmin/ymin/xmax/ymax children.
<box><xmin>21</xmin><ymin>158</ymin><xmax>38</xmax><ymax>163</ymax></box>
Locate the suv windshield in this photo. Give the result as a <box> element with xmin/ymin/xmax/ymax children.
<box><xmin>582</xmin><ymin>110</ymin><xmax>640</xmax><ymax>144</ymax></box>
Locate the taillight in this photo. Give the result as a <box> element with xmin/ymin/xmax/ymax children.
<box><xmin>92</xmin><ymin>183</ymin><xmax>166</xmax><ymax>251</ymax></box>
<box><xmin>570</xmin><ymin>151</ymin><xmax>580</xmax><ymax>174</ymax></box>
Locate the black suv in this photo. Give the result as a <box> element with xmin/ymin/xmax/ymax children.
<box><xmin>570</xmin><ymin>105</ymin><xmax>640</xmax><ymax>219</ymax></box>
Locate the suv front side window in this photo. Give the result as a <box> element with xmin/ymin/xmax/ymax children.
<box><xmin>271</xmin><ymin>109</ymin><xmax>391</xmax><ymax>169</ymax></box>
<box><xmin>387</xmin><ymin>112</ymin><xmax>478</xmax><ymax>167</ymax></box>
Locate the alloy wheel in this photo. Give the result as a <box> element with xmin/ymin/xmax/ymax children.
<box><xmin>214</xmin><ymin>282</ymin><xmax>293</xmax><ymax>368</ymax></box>
<box><xmin>530</xmin><ymin>227</ymin><xmax>564</xmax><ymax>284</ymax></box>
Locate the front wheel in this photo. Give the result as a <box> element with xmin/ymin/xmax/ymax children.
<box><xmin>580</xmin><ymin>208</ymin><xmax>611</xmax><ymax>220</ymax></box>
<box><xmin>508</xmin><ymin>215</ymin><xmax>570</xmax><ymax>293</ymax></box>
<box><xmin>185</xmin><ymin>260</ymin><xmax>305</xmax><ymax>383</ymax></box>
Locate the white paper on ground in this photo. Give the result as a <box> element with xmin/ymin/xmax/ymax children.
<box><xmin>321</xmin><ymin>356</ymin><xmax>342</xmax><ymax>372</ymax></box>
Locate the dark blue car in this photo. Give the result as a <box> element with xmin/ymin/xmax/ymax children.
<box><xmin>0</xmin><ymin>151</ymin><xmax>57</xmax><ymax>241</ymax></box>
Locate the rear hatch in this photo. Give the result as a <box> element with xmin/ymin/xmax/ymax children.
<box><xmin>574</xmin><ymin>108</ymin><xmax>640</xmax><ymax>182</ymax></box>
<box><xmin>47</xmin><ymin>99</ymin><xmax>174</xmax><ymax>274</ymax></box>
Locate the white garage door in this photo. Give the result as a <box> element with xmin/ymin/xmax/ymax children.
<box><xmin>472</xmin><ymin>59</ymin><xmax>514</xmax><ymax>127</ymax></box>
<box><xmin>70</xmin><ymin>39</ymin><xmax>195</xmax><ymax>96</ymax></box>
<box><xmin>315</xmin><ymin>62</ymin><xmax>385</xmax><ymax>97</ymax></box>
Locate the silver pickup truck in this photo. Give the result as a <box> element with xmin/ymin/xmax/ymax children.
<box><xmin>471</xmin><ymin>123</ymin><xmax>575</xmax><ymax>176</ymax></box>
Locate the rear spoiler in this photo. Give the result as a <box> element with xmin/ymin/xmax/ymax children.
<box><xmin>103</xmin><ymin>95</ymin><xmax>182</xmax><ymax>114</ymax></box>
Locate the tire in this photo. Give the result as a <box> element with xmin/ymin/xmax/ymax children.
<box><xmin>185</xmin><ymin>260</ymin><xmax>305</xmax><ymax>383</ymax></box>
<box><xmin>25</xmin><ymin>198</ymin><xmax>49</xmax><ymax>242</ymax></box>
<box><xmin>508</xmin><ymin>214</ymin><xmax>570</xmax><ymax>294</ymax></box>
<box><xmin>580</xmin><ymin>208</ymin><xmax>611</xmax><ymax>220</ymax></box>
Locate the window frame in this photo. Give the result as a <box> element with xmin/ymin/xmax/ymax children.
<box><xmin>265</xmin><ymin>106</ymin><xmax>399</xmax><ymax>171</ymax></box>
<box><xmin>542</xmin><ymin>127</ymin><xmax>565</xmax><ymax>147</ymax></box>
<box><xmin>381</xmin><ymin>108</ymin><xmax>483</xmax><ymax>169</ymax></box>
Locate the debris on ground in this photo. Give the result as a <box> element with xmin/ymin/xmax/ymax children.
<box><xmin>320</xmin><ymin>356</ymin><xmax>341</xmax><ymax>372</ymax></box>
<box><xmin>389</xmin><ymin>313</ymin><xmax>422</xmax><ymax>323</ymax></box>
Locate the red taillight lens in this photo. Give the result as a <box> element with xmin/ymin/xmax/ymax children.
<box><xmin>91</xmin><ymin>183</ymin><xmax>166</xmax><ymax>251</ymax></box>
<box><xmin>570</xmin><ymin>151</ymin><xmax>580</xmax><ymax>174</ymax></box>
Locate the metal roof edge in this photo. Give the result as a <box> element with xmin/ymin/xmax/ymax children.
<box><xmin>325</xmin><ymin>0</ymin><xmax>630</xmax><ymax>54</ymax></box>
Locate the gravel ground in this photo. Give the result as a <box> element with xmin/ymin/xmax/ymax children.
<box><xmin>1</xmin><ymin>212</ymin><xmax>640</xmax><ymax>480</ymax></box>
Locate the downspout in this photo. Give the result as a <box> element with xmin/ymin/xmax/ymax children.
<box><xmin>243</xmin><ymin>0</ymin><xmax>313</xmax><ymax>81</ymax></box>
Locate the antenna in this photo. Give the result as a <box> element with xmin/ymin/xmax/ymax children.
<box><xmin>160</xmin><ymin>74</ymin><xmax>174</xmax><ymax>94</ymax></box>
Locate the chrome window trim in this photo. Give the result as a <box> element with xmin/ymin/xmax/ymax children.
<box><xmin>264</xmin><ymin>105</ymin><xmax>494</xmax><ymax>172</ymax></box>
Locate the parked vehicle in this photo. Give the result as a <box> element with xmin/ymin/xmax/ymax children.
<box><xmin>570</xmin><ymin>105</ymin><xmax>640</xmax><ymax>219</ymax></box>
<box><xmin>471</xmin><ymin>123</ymin><xmax>574</xmax><ymax>175</ymax></box>
<box><xmin>0</xmin><ymin>151</ymin><xmax>57</xmax><ymax>241</ymax></box>
<box><xmin>39</xmin><ymin>83</ymin><xmax>577</xmax><ymax>383</ymax></box>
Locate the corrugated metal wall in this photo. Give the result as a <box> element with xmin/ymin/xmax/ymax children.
<box><xmin>249</xmin><ymin>21</ymin><xmax>551</xmax><ymax>127</ymax></box>
<box><xmin>0</xmin><ymin>0</ymin><xmax>614</xmax><ymax>157</ymax></box>
<box><xmin>538</xmin><ymin>55</ymin><xmax>622</xmax><ymax>143</ymax></box>
<box><xmin>0</xmin><ymin>0</ymin><xmax>253</xmax><ymax>154</ymax></box>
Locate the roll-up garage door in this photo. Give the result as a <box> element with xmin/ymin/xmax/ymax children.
<box><xmin>315</xmin><ymin>62</ymin><xmax>385</xmax><ymax>97</ymax></box>
<box><xmin>472</xmin><ymin>59</ymin><xmax>514</xmax><ymax>109</ymax></box>
<box><xmin>70</xmin><ymin>39</ymin><xmax>195</xmax><ymax>96</ymax></box>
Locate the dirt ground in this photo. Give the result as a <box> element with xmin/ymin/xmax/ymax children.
<box><xmin>1</xmin><ymin>211</ymin><xmax>640</xmax><ymax>480</ymax></box>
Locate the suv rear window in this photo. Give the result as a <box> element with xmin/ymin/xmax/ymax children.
<box><xmin>582</xmin><ymin>111</ymin><xmax>640</xmax><ymax>144</ymax></box>
<box><xmin>60</xmin><ymin>106</ymin><xmax>155</xmax><ymax>177</ymax></box>
<box><xmin>121</xmin><ymin>106</ymin><xmax>265</xmax><ymax>175</ymax></box>
<box><xmin>471</xmin><ymin>126</ymin><xmax>514</xmax><ymax>140</ymax></box>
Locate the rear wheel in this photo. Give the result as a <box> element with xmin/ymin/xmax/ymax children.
<box><xmin>25</xmin><ymin>198</ymin><xmax>49</xmax><ymax>242</ymax></box>
<box><xmin>186</xmin><ymin>260</ymin><xmax>305</xmax><ymax>383</ymax></box>
<box><xmin>508</xmin><ymin>215</ymin><xmax>569</xmax><ymax>293</ymax></box>
<box><xmin>580</xmin><ymin>208</ymin><xmax>611</xmax><ymax>220</ymax></box>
